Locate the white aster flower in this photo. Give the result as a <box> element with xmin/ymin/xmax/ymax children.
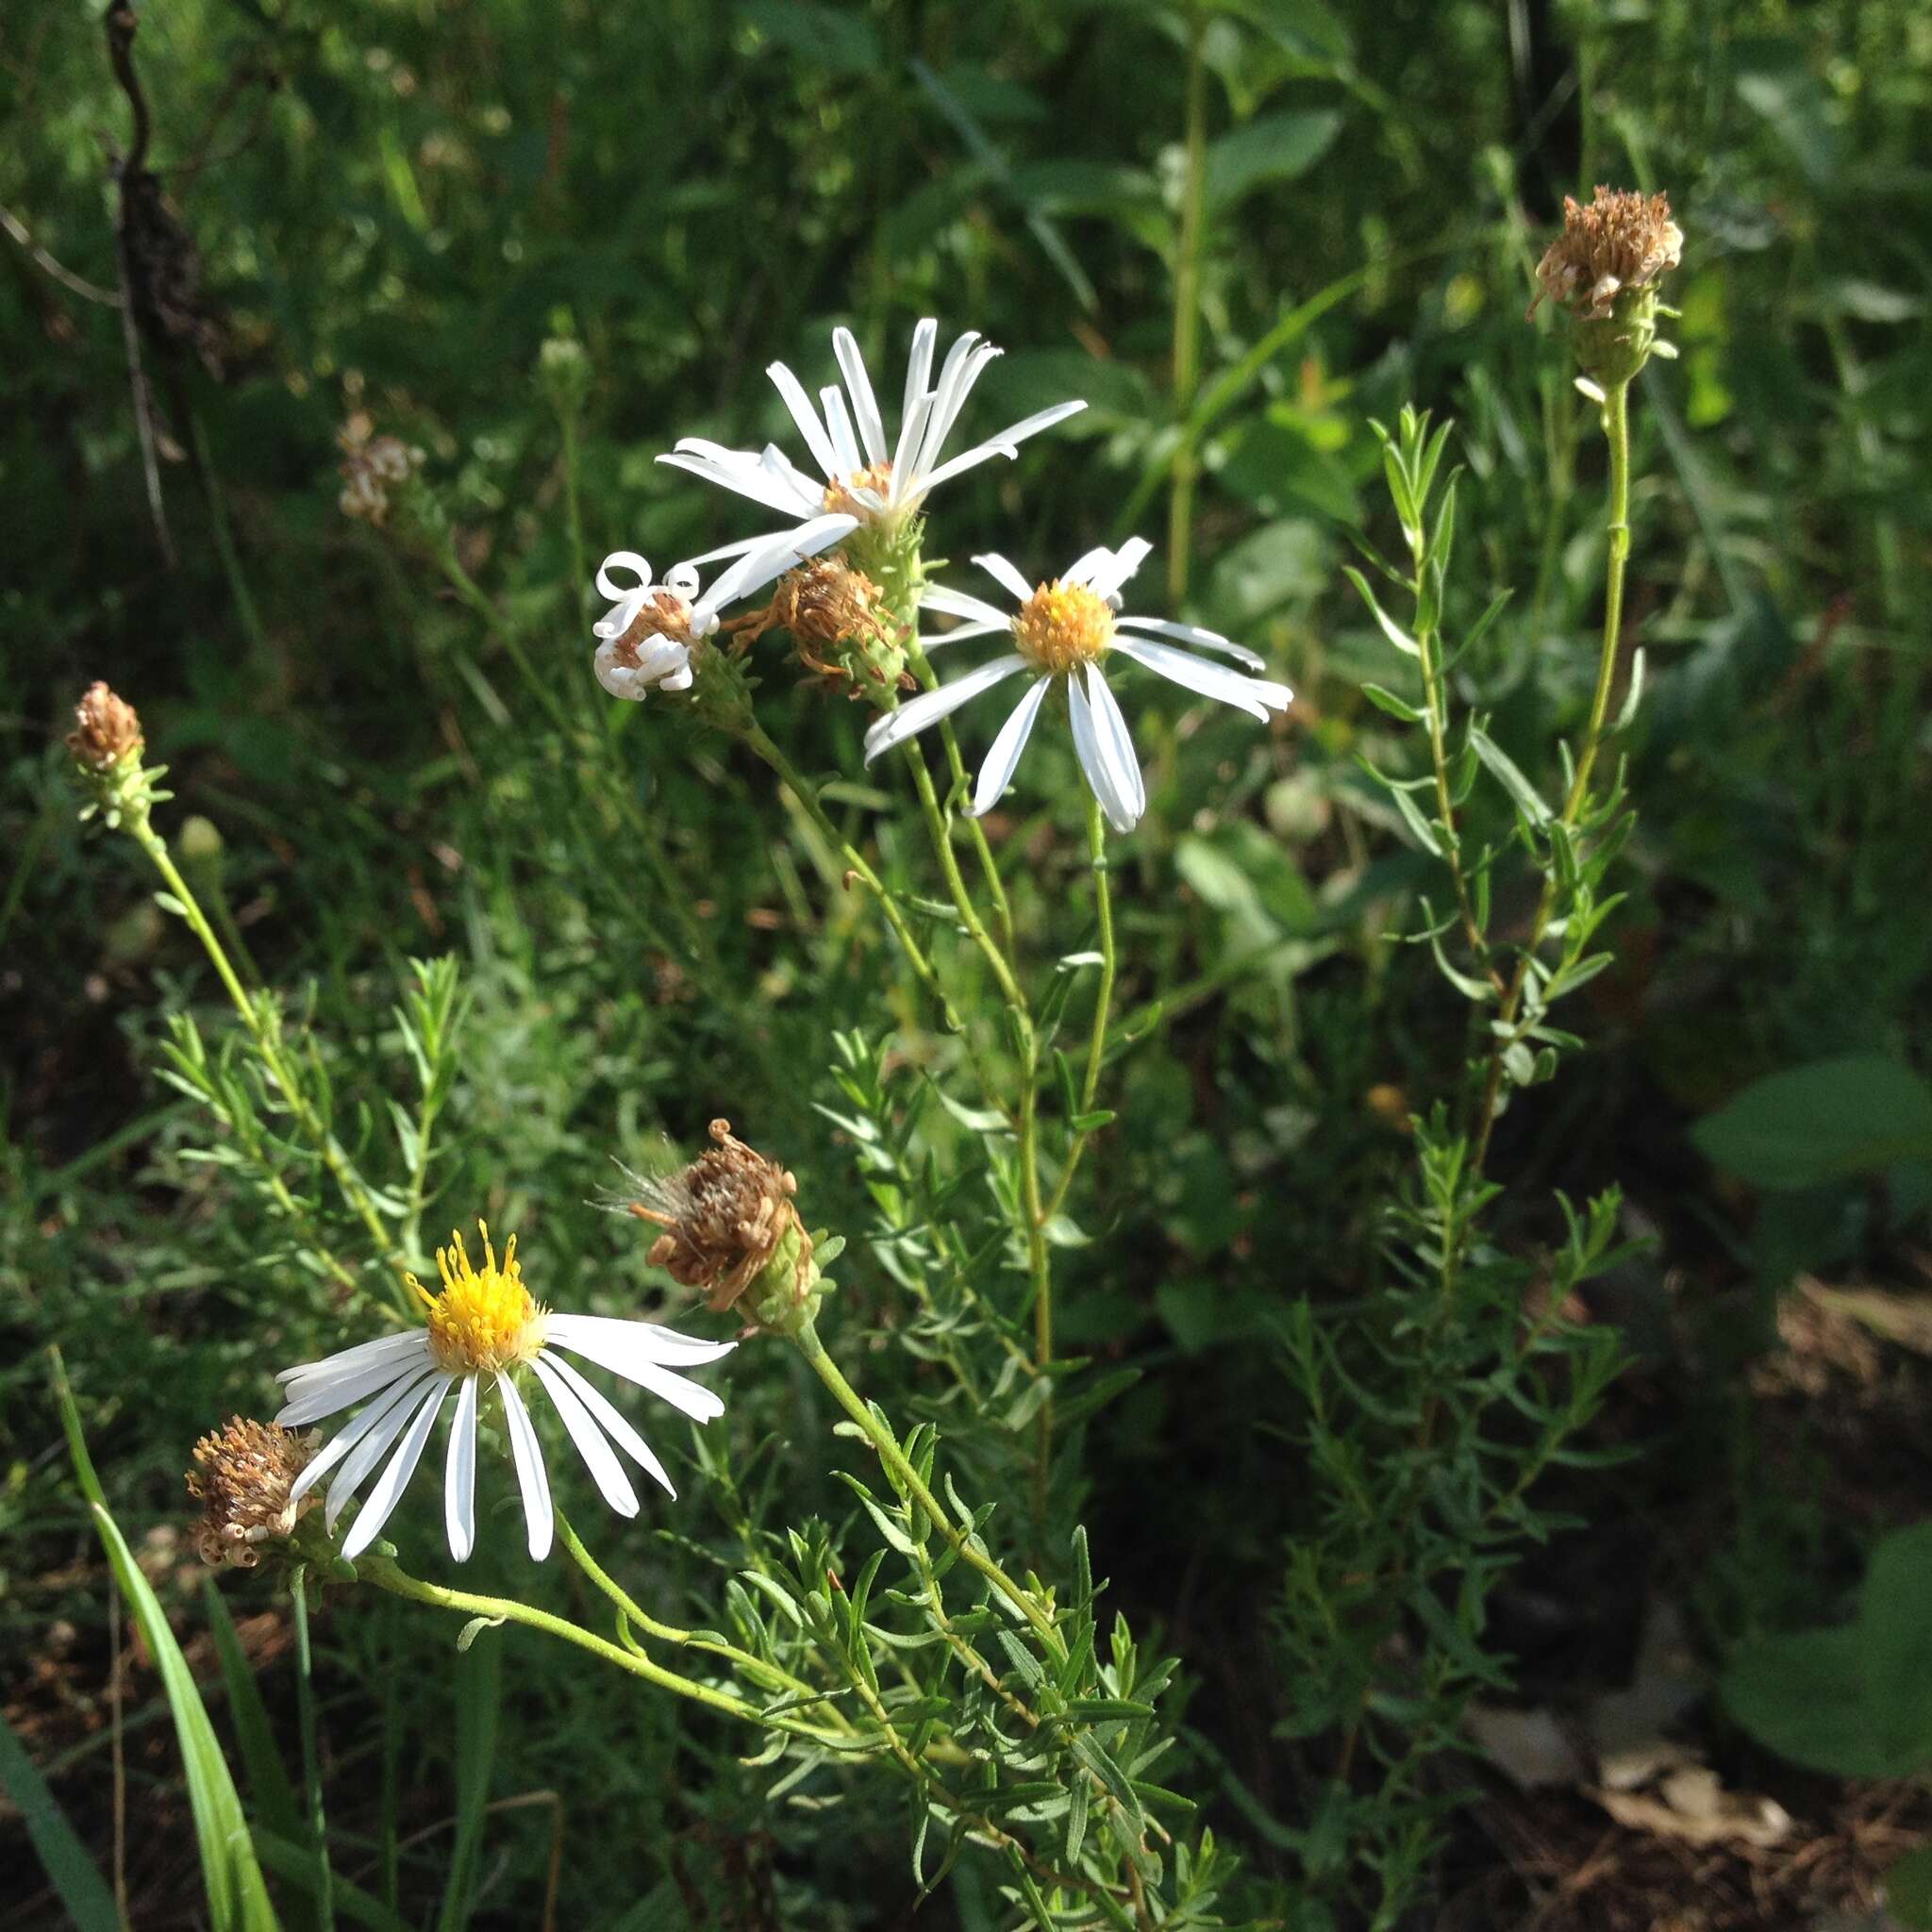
<box><xmin>274</xmin><ymin>1223</ymin><xmax>733</xmax><ymax>1563</ymax></box>
<box><xmin>658</xmin><ymin>318</ymin><xmax>1086</xmax><ymax>537</ymax></box>
<box><xmin>591</xmin><ymin>511</ymin><xmax>858</xmax><ymax>700</ymax></box>
<box><xmin>863</xmin><ymin>539</ymin><xmax>1292</xmax><ymax>835</ymax></box>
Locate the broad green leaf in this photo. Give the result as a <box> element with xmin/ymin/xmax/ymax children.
<box><xmin>1721</xmin><ymin>1626</ymin><xmax>1906</xmax><ymax>1778</ymax></box>
<box><xmin>1204</xmin><ymin>110</ymin><xmax>1343</xmax><ymax>212</ymax></box>
<box><xmin>1857</xmin><ymin>1523</ymin><xmax>1932</xmax><ymax>1771</ymax></box>
<box><xmin>1691</xmin><ymin>1056</ymin><xmax>1932</xmax><ymax>1190</ymax></box>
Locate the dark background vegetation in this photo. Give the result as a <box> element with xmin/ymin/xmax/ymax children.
<box><xmin>4</xmin><ymin>0</ymin><xmax>1928</xmax><ymax>1925</ymax></box>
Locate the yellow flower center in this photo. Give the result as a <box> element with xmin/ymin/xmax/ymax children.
<box><xmin>1013</xmin><ymin>580</ymin><xmax>1114</xmax><ymax>674</ymax></box>
<box><xmin>409</xmin><ymin>1224</ymin><xmax>544</xmax><ymax>1374</ymax></box>
<box><xmin>823</xmin><ymin>459</ymin><xmax>894</xmax><ymax>518</ymax></box>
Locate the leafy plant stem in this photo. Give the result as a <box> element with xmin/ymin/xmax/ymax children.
<box><xmin>1472</xmin><ymin>375</ymin><xmax>1632</xmax><ymax>1174</ymax></box>
<box><xmin>793</xmin><ymin>1317</ymin><xmax>1066</xmax><ymax>1658</ymax></box>
<box><xmin>552</xmin><ymin>1510</ymin><xmax>850</xmax><ymax>1723</ymax></box>
<box><xmin>356</xmin><ymin>1556</ymin><xmax>842</xmax><ymax>1741</ymax></box>
<box><xmin>125</xmin><ymin>805</ymin><xmax>405</xmax><ymax>1303</ymax></box>
<box><xmin>290</xmin><ymin>1575</ymin><xmax>335</xmax><ymax>1932</ymax></box>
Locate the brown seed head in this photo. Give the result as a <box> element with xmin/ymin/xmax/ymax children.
<box><xmin>629</xmin><ymin>1119</ymin><xmax>809</xmax><ymax>1316</ymax></box>
<box><xmin>771</xmin><ymin>557</ymin><xmax>891</xmax><ymax>653</ymax></box>
<box><xmin>1533</xmin><ymin>186</ymin><xmax>1683</xmax><ymax>322</ymax></box>
<box><xmin>186</xmin><ymin>1418</ymin><xmax>313</xmax><ymax>1569</ymax></box>
<box><xmin>67</xmin><ymin>682</ymin><xmax>143</xmax><ymax>769</ymax></box>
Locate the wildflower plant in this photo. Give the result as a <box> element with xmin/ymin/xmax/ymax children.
<box><xmin>56</xmin><ymin>183</ymin><xmax>1681</xmax><ymax>1929</ymax></box>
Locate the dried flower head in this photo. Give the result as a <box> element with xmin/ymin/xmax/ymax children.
<box><xmin>67</xmin><ymin>682</ymin><xmax>143</xmax><ymax>770</ymax></box>
<box><xmin>734</xmin><ymin>555</ymin><xmax>906</xmax><ymax>692</ymax></box>
<box><xmin>338</xmin><ymin>411</ymin><xmax>424</xmax><ymax>525</ymax></box>
<box><xmin>625</xmin><ymin>1120</ymin><xmax>816</xmax><ymax>1324</ymax></box>
<box><xmin>1533</xmin><ymin>186</ymin><xmax>1682</xmax><ymax>323</ymax></box>
<box><xmin>187</xmin><ymin>1418</ymin><xmax>314</xmax><ymax>1569</ymax></box>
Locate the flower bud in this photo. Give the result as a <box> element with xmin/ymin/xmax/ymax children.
<box><xmin>624</xmin><ymin>1119</ymin><xmax>822</xmax><ymax>1333</ymax></box>
<box><xmin>1531</xmin><ymin>186</ymin><xmax>1682</xmax><ymax>386</ymax></box>
<box><xmin>67</xmin><ymin>682</ymin><xmax>143</xmax><ymax>770</ymax></box>
<box><xmin>186</xmin><ymin>1418</ymin><xmax>315</xmax><ymax>1570</ymax></box>
<box><xmin>538</xmin><ymin>336</ymin><xmax>592</xmax><ymax>415</ymax></box>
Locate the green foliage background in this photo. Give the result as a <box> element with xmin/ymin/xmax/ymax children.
<box><xmin>3</xmin><ymin>0</ymin><xmax>1928</xmax><ymax>1924</ymax></box>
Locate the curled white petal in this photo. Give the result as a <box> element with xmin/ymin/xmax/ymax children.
<box><xmin>594</xmin><ymin>551</ymin><xmax>652</xmax><ymax>602</ymax></box>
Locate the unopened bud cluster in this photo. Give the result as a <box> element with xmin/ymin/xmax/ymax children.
<box><xmin>187</xmin><ymin>1418</ymin><xmax>314</xmax><ymax>1569</ymax></box>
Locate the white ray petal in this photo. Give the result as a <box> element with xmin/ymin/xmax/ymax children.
<box><xmin>832</xmin><ymin>326</ymin><xmax>888</xmax><ymax>463</ymax></box>
<box><xmin>918</xmin><ymin>400</ymin><xmax>1086</xmax><ymax>497</ymax></box>
<box><xmin>288</xmin><ymin>1363</ymin><xmax>437</xmax><ymax>1507</ymax></box>
<box><xmin>970</xmin><ymin>676</ymin><xmax>1053</xmax><ymax>817</ymax></box>
<box><xmin>539</xmin><ymin>1351</ymin><xmax>677</xmax><ymax>1500</ymax></box>
<box><xmin>862</xmin><ymin>655</ymin><xmax>1029</xmax><ymax>763</ymax></box>
<box><xmin>917</xmin><ymin>340</ymin><xmax>1001</xmax><ymax>481</ymax></box>
<box><xmin>1085</xmin><ymin>536</ymin><xmax>1153</xmax><ymax>603</ymax></box>
<box><xmin>901</xmin><ymin>318</ymin><xmax>938</xmax><ymax>432</ymax></box>
<box><xmin>341</xmin><ymin>1375</ymin><xmax>453</xmax><ymax>1560</ymax></box>
<box><xmin>277</xmin><ymin>1328</ymin><xmax>428</xmax><ymax>1387</ymax></box>
<box><xmin>921</xmin><ymin>585</ymin><xmax>1013</xmax><ymax>627</ymax></box>
<box><xmin>1069</xmin><ymin>668</ymin><xmax>1141</xmax><ymax>834</ymax></box>
<box><xmin>820</xmin><ymin>385</ymin><xmax>863</xmax><ymax>477</ymax></box>
<box><xmin>276</xmin><ymin>1343</ymin><xmax>434</xmax><ymax>1427</ymax></box>
<box><xmin>889</xmin><ymin>391</ymin><xmax>934</xmax><ymax>504</ymax></box>
<box><xmin>543</xmin><ymin>1313</ymin><xmax>738</xmax><ymax>1368</ymax></box>
<box><xmin>1114</xmin><ymin>614</ymin><xmax>1265</xmax><ymax>671</ymax></box>
<box><xmin>444</xmin><ymin>1373</ymin><xmax>479</xmax><ymax>1563</ymax></box>
<box><xmin>324</xmin><ymin>1369</ymin><xmax>444</xmax><ymax>1527</ymax></box>
<box><xmin>1112</xmin><ymin>638</ymin><xmax>1289</xmax><ymax>720</ymax></box>
<box><xmin>972</xmin><ymin>553</ymin><xmax>1038</xmax><ymax>604</ymax></box>
<box><xmin>657</xmin><ymin>449</ymin><xmax>816</xmax><ymax>518</ymax></box>
<box><xmin>1084</xmin><ymin>664</ymin><xmax>1147</xmax><ymax>824</ymax></box>
<box><xmin>920</xmin><ymin>622</ymin><xmax>1012</xmax><ymax>649</ymax></box>
<box><xmin>1058</xmin><ymin>545</ymin><xmax>1116</xmax><ymax>590</ymax></box>
<box><xmin>676</xmin><ymin>530</ymin><xmax>783</xmax><ymax>570</ymax></box>
<box><xmin>497</xmin><ymin>1374</ymin><xmax>554</xmax><ymax>1561</ymax></box>
<box><xmin>764</xmin><ymin>360</ymin><xmax>841</xmax><ymax>480</ymax></box>
<box><xmin>531</xmin><ymin>1356</ymin><xmax>640</xmax><ymax>1519</ymax></box>
<box><xmin>694</xmin><ymin>512</ymin><xmax>858</xmax><ymax>618</ymax></box>
<box><xmin>544</xmin><ymin>1328</ymin><xmax>730</xmax><ymax>1423</ymax></box>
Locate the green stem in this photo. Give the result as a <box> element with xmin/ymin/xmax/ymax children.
<box><xmin>559</xmin><ymin>406</ymin><xmax>590</xmax><ymax>625</ymax></box>
<box><xmin>127</xmin><ymin>811</ymin><xmax>406</xmax><ymax>1305</ymax></box>
<box><xmin>290</xmin><ymin>1575</ymin><xmax>335</xmax><ymax>1932</ymax></box>
<box><xmin>742</xmin><ymin>725</ymin><xmax>942</xmax><ymax>1008</ymax></box>
<box><xmin>900</xmin><ymin>743</ymin><xmax>1030</xmax><ymax>1021</ymax></box>
<box><xmin>1167</xmin><ymin>2</ymin><xmax>1208</xmax><ymax>605</ymax></box>
<box><xmin>1472</xmin><ymin>375</ymin><xmax>1632</xmax><ymax>1174</ymax></box>
<box><xmin>793</xmin><ymin>1317</ymin><xmax>1065</xmax><ymax>1659</ymax></box>
<box><xmin>554</xmin><ymin>1510</ymin><xmax>847</xmax><ymax>1721</ymax></box>
<box><xmin>1044</xmin><ymin>797</ymin><xmax>1119</xmax><ymax>1222</ymax></box>
<box><xmin>358</xmin><ymin>1555</ymin><xmax>841</xmax><ymax>1740</ymax></box>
